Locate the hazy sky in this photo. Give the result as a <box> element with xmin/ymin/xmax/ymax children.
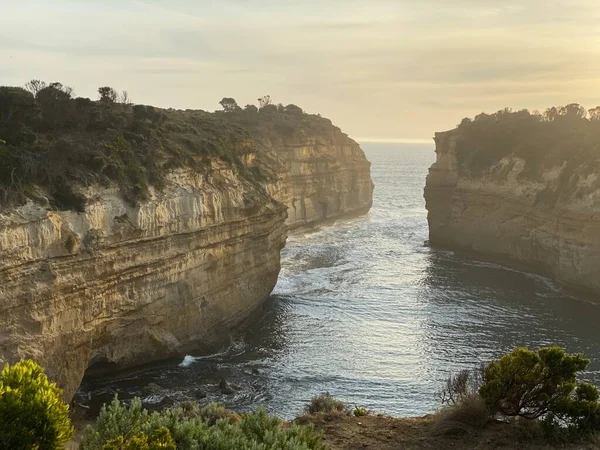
<box><xmin>2</xmin><ymin>0</ymin><xmax>600</xmax><ymax>141</ymax></box>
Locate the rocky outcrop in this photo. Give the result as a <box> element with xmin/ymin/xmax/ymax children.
<box><xmin>267</xmin><ymin>133</ymin><xmax>373</xmax><ymax>229</ymax></box>
<box><xmin>0</xmin><ymin>129</ymin><xmax>373</xmax><ymax>399</ymax></box>
<box><xmin>424</xmin><ymin>129</ymin><xmax>600</xmax><ymax>295</ymax></box>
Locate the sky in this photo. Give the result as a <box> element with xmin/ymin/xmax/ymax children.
<box><xmin>2</xmin><ymin>0</ymin><xmax>600</xmax><ymax>141</ymax></box>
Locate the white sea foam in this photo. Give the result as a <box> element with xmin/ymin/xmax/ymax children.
<box><xmin>178</xmin><ymin>355</ymin><xmax>196</xmax><ymax>367</ymax></box>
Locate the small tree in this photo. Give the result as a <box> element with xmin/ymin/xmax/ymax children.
<box><xmin>257</xmin><ymin>95</ymin><xmax>272</xmax><ymax>109</ymax></box>
<box><xmin>0</xmin><ymin>87</ymin><xmax>38</xmax><ymax>126</ymax></box>
<box><xmin>219</xmin><ymin>97</ymin><xmax>239</xmax><ymax>112</ymax></box>
<box><xmin>24</xmin><ymin>79</ymin><xmax>48</xmax><ymax>97</ymax></box>
<box><xmin>285</xmin><ymin>104</ymin><xmax>303</xmax><ymax>115</ymax></box>
<box><xmin>588</xmin><ymin>106</ymin><xmax>600</xmax><ymax>122</ymax></box>
<box><xmin>120</xmin><ymin>90</ymin><xmax>132</xmax><ymax>105</ymax></box>
<box><xmin>479</xmin><ymin>346</ymin><xmax>592</xmax><ymax>419</ymax></box>
<box><xmin>559</xmin><ymin>103</ymin><xmax>586</xmax><ymax>119</ymax></box>
<box><xmin>0</xmin><ymin>359</ymin><xmax>74</xmax><ymax>449</ymax></box>
<box><xmin>98</xmin><ymin>86</ymin><xmax>119</xmax><ymax>103</ymax></box>
<box><xmin>544</xmin><ymin>106</ymin><xmax>559</xmax><ymax>122</ymax></box>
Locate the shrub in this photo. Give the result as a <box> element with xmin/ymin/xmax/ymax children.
<box><xmin>101</xmin><ymin>427</ymin><xmax>175</xmax><ymax>450</ymax></box>
<box><xmin>179</xmin><ymin>401</ymin><xmax>240</xmax><ymax>426</ymax></box>
<box><xmin>82</xmin><ymin>397</ymin><xmax>327</xmax><ymax>450</ymax></box>
<box><xmin>0</xmin><ymin>359</ymin><xmax>74</xmax><ymax>450</ymax></box>
<box><xmin>352</xmin><ymin>407</ymin><xmax>368</xmax><ymax>417</ymax></box>
<box><xmin>436</xmin><ymin>347</ymin><xmax>600</xmax><ymax>438</ymax></box>
<box><xmin>304</xmin><ymin>392</ymin><xmax>346</xmax><ymax>415</ymax></box>
<box><xmin>479</xmin><ymin>346</ymin><xmax>592</xmax><ymax>420</ymax></box>
<box><xmin>81</xmin><ymin>397</ymin><xmax>150</xmax><ymax>450</ymax></box>
<box><xmin>438</xmin><ymin>366</ymin><xmax>484</xmax><ymax>406</ymax></box>
<box><xmin>432</xmin><ymin>393</ymin><xmax>490</xmax><ymax>436</ymax></box>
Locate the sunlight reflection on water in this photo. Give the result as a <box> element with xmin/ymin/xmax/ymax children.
<box><xmin>81</xmin><ymin>143</ymin><xmax>600</xmax><ymax>419</ymax></box>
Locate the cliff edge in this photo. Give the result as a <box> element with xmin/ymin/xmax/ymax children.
<box><xmin>0</xmin><ymin>86</ymin><xmax>373</xmax><ymax>399</ymax></box>
<box><xmin>425</xmin><ymin>106</ymin><xmax>600</xmax><ymax>296</ymax></box>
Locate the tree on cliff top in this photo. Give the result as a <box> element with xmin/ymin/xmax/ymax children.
<box><xmin>455</xmin><ymin>103</ymin><xmax>600</xmax><ymax>182</ymax></box>
<box><xmin>98</xmin><ymin>86</ymin><xmax>118</xmax><ymax>103</ymax></box>
<box><xmin>0</xmin><ymin>359</ymin><xmax>74</xmax><ymax>449</ymax></box>
<box><xmin>257</xmin><ymin>94</ymin><xmax>272</xmax><ymax>109</ymax></box>
<box><xmin>219</xmin><ymin>97</ymin><xmax>240</xmax><ymax>112</ymax></box>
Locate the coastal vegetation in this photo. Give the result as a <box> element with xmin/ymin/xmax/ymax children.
<box><xmin>81</xmin><ymin>398</ymin><xmax>327</xmax><ymax>450</ymax></box>
<box><xmin>0</xmin><ymin>360</ymin><xmax>74</xmax><ymax>450</ymax></box>
<box><xmin>0</xmin><ymin>80</ymin><xmax>346</xmax><ymax>211</ymax></box>
<box><xmin>2</xmin><ymin>346</ymin><xmax>599</xmax><ymax>448</ymax></box>
<box><xmin>454</xmin><ymin>104</ymin><xmax>600</xmax><ymax>183</ymax></box>
<box><xmin>435</xmin><ymin>346</ymin><xmax>600</xmax><ymax>440</ymax></box>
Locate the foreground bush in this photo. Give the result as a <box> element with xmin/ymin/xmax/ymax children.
<box><xmin>0</xmin><ymin>359</ymin><xmax>74</xmax><ymax>449</ymax></box>
<box><xmin>480</xmin><ymin>346</ymin><xmax>595</xmax><ymax>420</ymax></box>
<box><xmin>101</xmin><ymin>427</ymin><xmax>175</xmax><ymax>450</ymax></box>
<box><xmin>82</xmin><ymin>397</ymin><xmax>327</xmax><ymax>450</ymax></box>
<box><xmin>435</xmin><ymin>346</ymin><xmax>600</xmax><ymax>438</ymax></box>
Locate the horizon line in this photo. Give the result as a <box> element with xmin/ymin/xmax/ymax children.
<box><xmin>356</xmin><ymin>137</ymin><xmax>432</xmax><ymax>144</ymax></box>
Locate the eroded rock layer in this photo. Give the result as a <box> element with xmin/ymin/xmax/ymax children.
<box><xmin>425</xmin><ymin>130</ymin><xmax>600</xmax><ymax>295</ymax></box>
<box><xmin>0</xmin><ymin>132</ymin><xmax>373</xmax><ymax>399</ymax></box>
<box><xmin>267</xmin><ymin>134</ymin><xmax>373</xmax><ymax>229</ymax></box>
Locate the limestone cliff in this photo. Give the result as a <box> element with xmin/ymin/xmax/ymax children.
<box><xmin>425</xmin><ymin>129</ymin><xmax>600</xmax><ymax>295</ymax></box>
<box><xmin>0</xmin><ymin>100</ymin><xmax>373</xmax><ymax>399</ymax></box>
<box><xmin>265</xmin><ymin>134</ymin><xmax>373</xmax><ymax>229</ymax></box>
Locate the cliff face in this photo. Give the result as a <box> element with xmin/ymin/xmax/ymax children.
<box><xmin>266</xmin><ymin>134</ymin><xmax>373</xmax><ymax>229</ymax></box>
<box><xmin>425</xmin><ymin>129</ymin><xmax>600</xmax><ymax>295</ymax></box>
<box><xmin>0</xmin><ymin>127</ymin><xmax>372</xmax><ymax>400</ymax></box>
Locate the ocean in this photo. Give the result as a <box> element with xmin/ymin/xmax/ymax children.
<box><xmin>80</xmin><ymin>142</ymin><xmax>600</xmax><ymax>418</ymax></box>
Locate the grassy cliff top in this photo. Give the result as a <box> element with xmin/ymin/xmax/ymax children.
<box><xmin>452</xmin><ymin>104</ymin><xmax>600</xmax><ymax>180</ymax></box>
<box><xmin>0</xmin><ymin>84</ymin><xmax>354</xmax><ymax>212</ymax></box>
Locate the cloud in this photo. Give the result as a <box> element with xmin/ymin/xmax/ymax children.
<box><xmin>1</xmin><ymin>0</ymin><xmax>599</xmax><ymax>139</ymax></box>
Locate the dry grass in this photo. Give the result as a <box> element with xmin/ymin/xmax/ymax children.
<box><xmin>300</xmin><ymin>413</ymin><xmax>600</xmax><ymax>450</ymax></box>
<box><xmin>304</xmin><ymin>393</ymin><xmax>346</xmax><ymax>415</ymax></box>
<box><xmin>431</xmin><ymin>394</ymin><xmax>490</xmax><ymax>436</ymax></box>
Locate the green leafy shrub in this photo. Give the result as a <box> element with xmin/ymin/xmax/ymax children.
<box><xmin>180</xmin><ymin>401</ymin><xmax>240</xmax><ymax>426</ymax></box>
<box><xmin>0</xmin><ymin>359</ymin><xmax>74</xmax><ymax>450</ymax></box>
<box><xmin>435</xmin><ymin>346</ymin><xmax>600</xmax><ymax>438</ymax></box>
<box><xmin>304</xmin><ymin>392</ymin><xmax>346</xmax><ymax>415</ymax></box>
<box><xmin>479</xmin><ymin>346</ymin><xmax>592</xmax><ymax>420</ymax></box>
<box><xmin>352</xmin><ymin>407</ymin><xmax>368</xmax><ymax>417</ymax></box>
<box><xmin>82</xmin><ymin>397</ymin><xmax>327</xmax><ymax>450</ymax></box>
<box><xmin>101</xmin><ymin>427</ymin><xmax>175</xmax><ymax>450</ymax></box>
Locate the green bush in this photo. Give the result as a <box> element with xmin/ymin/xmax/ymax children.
<box><xmin>101</xmin><ymin>427</ymin><xmax>175</xmax><ymax>450</ymax></box>
<box><xmin>82</xmin><ymin>397</ymin><xmax>327</xmax><ymax>450</ymax></box>
<box><xmin>436</xmin><ymin>346</ymin><xmax>600</xmax><ymax>438</ymax></box>
<box><xmin>352</xmin><ymin>407</ymin><xmax>368</xmax><ymax>417</ymax></box>
<box><xmin>180</xmin><ymin>401</ymin><xmax>240</xmax><ymax>426</ymax></box>
<box><xmin>479</xmin><ymin>346</ymin><xmax>593</xmax><ymax>420</ymax></box>
<box><xmin>304</xmin><ymin>392</ymin><xmax>345</xmax><ymax>415</ymax></box>
<box><xmin>0</xmin><ymin>359</ymin><xmax>74</xmax><ymax>450</ymax></box>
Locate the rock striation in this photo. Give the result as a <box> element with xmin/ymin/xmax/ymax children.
<box><xmin>0</xmin><ymin>121</ymin><xmax>373</xmax><ymax>400</ymax></box>
<box><xmin>425</xmin><ymin>129</ymin><xmax>600</xmax><ymax>296</ymax></box>
<box><xmin>267</xmin><ymin>133</ymin><xmax>373</xmax><ymax>229</ymax></box>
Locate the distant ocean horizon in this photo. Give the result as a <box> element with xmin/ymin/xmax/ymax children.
<box><xmin>357</xmin><ymin>137</ymin><xmax>433</xmax><ymax>145</ymax></box>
